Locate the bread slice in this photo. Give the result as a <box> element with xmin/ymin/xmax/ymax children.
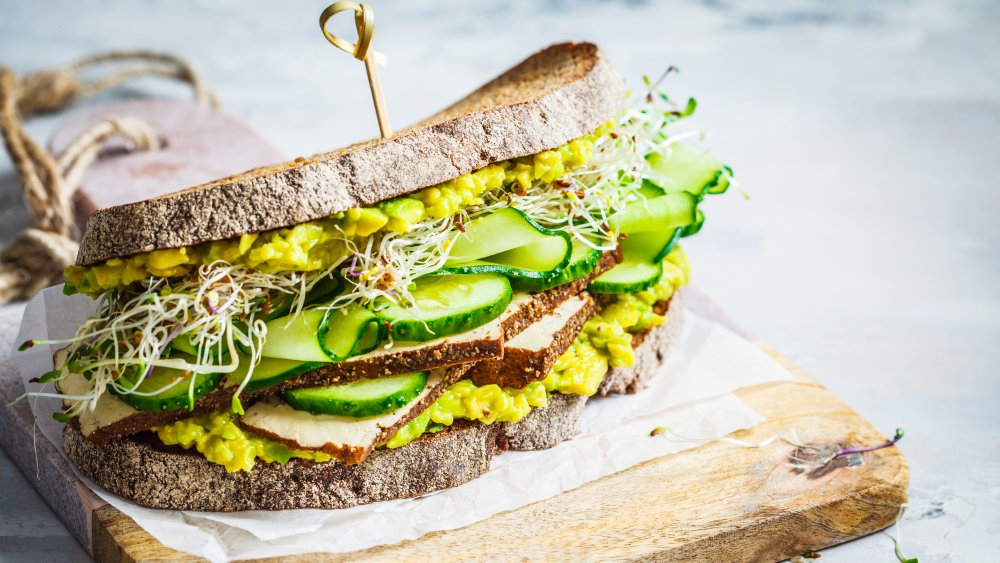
<box><xmin>76</xmin><ymin>43</ymin><xmax>625</xmax><ymax>265</ymax></box>
<box><xmin>62</xmin><ymin>294</ymin><xmax>684</xmax><ymax>511</ymax></box>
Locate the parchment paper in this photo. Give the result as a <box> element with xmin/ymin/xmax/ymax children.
<box><xmin>11</xmin><ymin>286</ymin><xmax>793</xmax><ymax>561</ymax></box>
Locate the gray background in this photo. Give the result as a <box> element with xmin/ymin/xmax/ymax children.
<box><xmin>1</xmin><ymin>0</ymin><xmax>998</xmax><ymax>561</ymax></box>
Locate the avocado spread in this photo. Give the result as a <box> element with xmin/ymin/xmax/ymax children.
<box><xmin>65</xmin><ymin>137</ymin><xmax>595</xmax><ymax>295</ymax></box>
<box><xmin>154</xmin><ymin>410</ymin><xmax>331</xmax><ymax>473</ymax></box>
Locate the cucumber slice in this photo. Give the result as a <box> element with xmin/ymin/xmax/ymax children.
<box><xmin>622</xmin><ymin>227</ymin><xmax>683</xmax><ymax>264</ymax></box>
<box><xmin>441</xmin><ymin>208</ymin><xmax>572</xmax><ymax>279</ymax></box>
<box><xmin>170</xmin><ymin>334</ymin><xmax>197</xmax><ymax>356</ymax></box>
<box><xmin>610</xmin><ymin>192</ymin><xmax>698</xmax><ymax>234</ymax></box>
<box><xmin>447</xmin><ymin>208</ymin><xmax>567</xmax><ymax>263</ymax></box>
<box><xmin>262</xmin><ymin>309</ymin><xmax>329</xmax><ymax>362</ymax></box>
<box><xmin>592</xmin><ymin>184</ymin><xmax>700</xmax><ymax>294</ymax></box>
<box><xmin>227</xmin><ymin>354</ymin><xmax>327</xmax><ymax>393</ymax></box>
<box><xmin>261</xmin><ymin>293</ymin><xmax>296</xmax><ymax>322</ymax></box>
<box><xmin>588</xmin><ymin>222</ymin><xmax>683</xmax><ymax>295</ymax></box>
<box><xmin>638</xmin><ymin>179</ymin><xmax>666</xmax><ymax>199</ymax></box>
<box><xmin>282</xmin><ymin>372</ymin><xmax>428</xmax><ymax>418</ymax></box>
<box><xmin>646</xmin><ymin>143</ymin><xmax>730</xmax><ymax>196</ymax></box>
<box><xmin>373</xmin><ymin>273</ymin><xmax>512</xmax><ymax>342</ymax></box>
<box><xmin>263</xmin><ymin>305</ymin><xmax>384</xmax><ymax>362</ymax></box>
<box><xmin>319</xmin><ymin>305</ymin><xmax>385</xmax><ymax>359</ymax></box>
<box><xmin>170</xmin><ymin>334</ymin><xmax>229</xmax><ymax>364</ymax></box>
<box><xmin>511</xmin><ymin>238</ymin><xmax>603</xmax><ymax>291</ymax></box>
<box><xmin>112</xmin><ymin>358</ymin><xmax>222</xmax><ymax>411</ymax></box>
<box><xmin>486</xmin><ymin>233</ymin><xmax>571</xmax><ymax>273</ymax></box>
<box><xmin>681</xmin><ymin>208</ymin><xmax>705</xmax><ymax>238</ymax></box>
<box><xmin>590</xmin><ymin>190</ymin><xmax>696</xmax><ymax>294</ymax></box>
<box><xmin>588</xmin><ymin>260</ymin><xmax>663</xmax><ymax>294</ymax></box>
<box><xmin>306</xmin><ymin>274</ymin><xmax>342</xmax><ymax>304</ymax></box>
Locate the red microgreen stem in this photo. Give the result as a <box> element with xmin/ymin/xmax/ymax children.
<box><xmin>833</xmin><ymin>428</ymin><xmax>904</xmax><ymax>459</ymax></box>
<box><xmin>207</xmin><ymin>291</ymin><xmax>236</xmax><ymax>315</ymax></box>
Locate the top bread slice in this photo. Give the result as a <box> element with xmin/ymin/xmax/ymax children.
<box><xmin>76</xmin><ymin>42</ymin><xmax>626</xmax><ymax>266</ymax></box>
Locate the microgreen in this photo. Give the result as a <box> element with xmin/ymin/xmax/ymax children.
<box><xmin>890</xmin><ymin>503</ymin><xmax>918</xmax><ymax>563</ymax></box>
<box><xmin>894</xmin><ymin>539</ymin><xmax>918</xmax><ymax>563</ymax></box>
<box><xmin>832</xmin><ymin>428</ymin><xmax>905</xmax><ymax>460</ymax></box>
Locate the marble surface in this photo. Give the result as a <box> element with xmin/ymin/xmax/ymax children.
<box><xmin>1</xmin><ymin>0</ymin><xmax>998</xmax><ymax>561</ymax></box>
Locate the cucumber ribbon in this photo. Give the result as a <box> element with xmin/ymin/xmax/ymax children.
<box><xmin>439</xmin><ymin>208</ymin><xmax>573</xmax><ymax>285</ymax></box>
<box><xmin>590</xmin><ymin>142</ymin><xmax>730</xmax><ymax>294</ymax></box>
<box><xmin>261</xmin><ymin>304</ymin><xmax>384</xmax><ymax>363</ymax></box>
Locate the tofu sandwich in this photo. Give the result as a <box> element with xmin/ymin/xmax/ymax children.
<box><xmin>21</xmin><ymin>43</ymin><xmax>731</xmax><ymax>511</ymax></box>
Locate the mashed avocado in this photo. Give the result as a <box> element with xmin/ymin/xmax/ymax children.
<box><xmin>65</xmin><ymin>137</ymin><xmax>595</xmax><ymax>295</ymax></box>
<box><xmin>149</xmin><ymin>246</ymin><xmax>689</xmax><ymax>471</ymax></box>
<box><xmin>541</xmin><ymin>245</ymin><xmax>688</xmax><ymax>395</ymax></box>
<box><xmin>154</xmin><ymin>411</ymin><xmax>330</xmax><ymax>473</ymax></box>
<box><xmin>385</xmin><ymin>380</ymin><xmax>549</xmax><ymax>448</ymax></box>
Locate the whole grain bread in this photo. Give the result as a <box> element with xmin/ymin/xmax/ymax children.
<box><xmin>62</xmin><ymin>294</ymin><xmax>685</xmax><ymax>511</ymax></box>
<box><xmin>63</xmin><ymin>393</ymin><xmax>587</xmax><ymax>511</ymax></box>
<box><xmin>76</xmin><ymin>43</ymin><xmax>625</xmax><ymax>265</ymax></box>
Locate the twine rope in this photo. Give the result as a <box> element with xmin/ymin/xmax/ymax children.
<box><xmin>0</xmin><ymin>51</ymin><xmax>216</xmax><ymax>304</ymax></box>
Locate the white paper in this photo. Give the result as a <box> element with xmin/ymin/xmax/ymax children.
<box><xmin>11</xmin><ymin>287</ymin><xmax>793</xmax><ymax>561</ymax></box>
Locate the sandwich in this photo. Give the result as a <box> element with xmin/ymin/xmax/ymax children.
<box><xmin>20</xmin><ymin>43</ymin><xmax>731</xmax><ymax>511</ymax></box>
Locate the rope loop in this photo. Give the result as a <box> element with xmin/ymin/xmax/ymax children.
<box><xmin>0</xmin><ymin>51</ymin><xmax>216</xmax><ymax>304</ymax></box>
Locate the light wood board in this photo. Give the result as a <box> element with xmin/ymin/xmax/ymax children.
<box><xmin>82</xmin><ymin>350</ymin><xmax>907</xmax><ymax>562</ymax></box>
<box><xmin>0</xmin><ymin>340</ymin><xmax>907</xmax><ymax>562</ymax></box>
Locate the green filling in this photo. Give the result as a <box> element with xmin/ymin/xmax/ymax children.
<box><xmin>153</xmin><ymin>411</ymin><xmax>331</xmax><ymax>473</ymax></box>
<box><xmin>152</xmin><ymin>247</ymin><xmax>690</xmax><ymax>471</ymax></box>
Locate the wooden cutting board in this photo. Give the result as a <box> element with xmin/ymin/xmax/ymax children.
<box><xmin>0</xmin><ymin>100</ymin><xmax>908</xmax><ymax>562</ymax></box>
<box><xmin>0</xmin><ymin>329</ymin><xmax>909</xmax><ymax>562</ymax></box>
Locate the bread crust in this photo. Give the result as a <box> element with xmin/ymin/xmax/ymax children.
<box><xmin>62</xmin><ymin>293</ymin><xmax>685</xmax><ymax>511</ymax></box>
<box><xmin>76</xmin><ymin>43</ymin><xmax>625</xmax><ymax>265</ymax></box>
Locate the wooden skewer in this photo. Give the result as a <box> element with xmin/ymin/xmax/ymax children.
<box><xmin>319</xmin><ymin>1</ymin><xmax>392</xmax><ymax>138</ymax></box>
<box><xmin>363</xmin><ymin>56</ymin><xmax>391</xmax><ymax>139</ymax></box>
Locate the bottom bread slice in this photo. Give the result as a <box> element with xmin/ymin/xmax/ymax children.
<box><xmin>62</xmin><ymin>394</ymin><xmax>587</xmax><ymax>512</ymax></box>
<box><xmin>63</xmin><ymin>294</ymin><xmax>684</xmax><ymax>511</ymax></box>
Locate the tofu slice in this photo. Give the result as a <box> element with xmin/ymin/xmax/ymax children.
<box><xmin>466</xmin><ymin>294</ymin><xmax>595</xmax><ymax>389</ymax></box>
<box><xmin>240</xmin><ymin>370</ymin><xmax>452</xmax><ymax>464</ymax></box>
